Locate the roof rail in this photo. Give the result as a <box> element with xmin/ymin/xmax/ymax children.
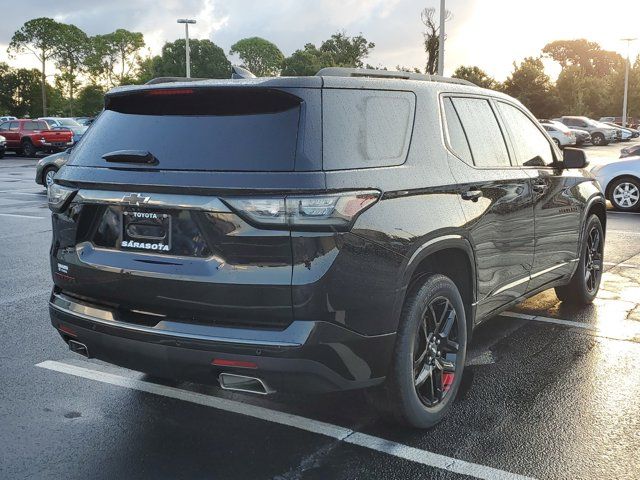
<box><xmin>315</xmin><ymin>67</ymin><xmax>476</xmax><ymax>86</ymax></box>
<box><xmin>144</xmin><ymin>77</ymin><xmax>209</xmax><ymax>85</ymax></box>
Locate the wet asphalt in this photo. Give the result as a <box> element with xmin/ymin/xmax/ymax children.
<box><xmin>1</xmin><ymin>145</ymin><xmax>639</xmax><ymax>480</ymax></box>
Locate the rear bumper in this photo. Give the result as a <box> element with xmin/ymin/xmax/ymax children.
<box><xmin>49</xmin><ymin>291</ymin><xmax>394</xmax><ymax>393</ymax></box>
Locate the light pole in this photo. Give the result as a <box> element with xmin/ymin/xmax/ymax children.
<box><xmin>177</xmin><ymin>19</ymin><xmax>196</xmax><ymax>78</ymax></box>
<box><xmin>438</xmin><ymin>0</ymin><xmax>445</xmax><ymax>76</ymax></box>
<box><xmin>621</xmin><ymin>37</ymin><xmax>636</xmax><ymax>127</ymax></box>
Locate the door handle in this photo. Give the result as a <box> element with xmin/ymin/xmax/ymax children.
<box><xmin>461</xmin><ymin>189</ymin><xmax>483</xmax><ymax>202</ymax></box>
<box><xmin>532</xmin><ymin>182</ymin><xmax>548</xmax><ymax>194</ymax></box>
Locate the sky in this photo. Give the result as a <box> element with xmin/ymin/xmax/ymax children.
<box><xmin>1</xmin><ymin>0</ymin><xmax>639</xmax><ymax>81</ymax></box>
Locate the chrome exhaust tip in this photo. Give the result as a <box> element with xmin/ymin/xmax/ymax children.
<box><xmin>68</xmin><ymin>339</ymin><xmax>89</xmax><ymax>358</ymax></box>
<box><xmin>218</xmin><ymin>373</ymin><xmax>274</xmax><ymax>395</ymax></box>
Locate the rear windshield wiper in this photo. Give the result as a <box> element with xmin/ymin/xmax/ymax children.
<box><xmin>102</xmin><ymin>150</ymin><xmax>158</xmax><ymax>165</ymax></box>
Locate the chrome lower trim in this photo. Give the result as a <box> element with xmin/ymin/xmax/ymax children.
<box><xmin>490</xmin><ymin>260</ymin><xmax>577</xmax><ymax>298</ymax></box>
<box><xmin>50</xmin><ymin>292</ymin><xmax>303</xmax><ymax>347</ymax></box>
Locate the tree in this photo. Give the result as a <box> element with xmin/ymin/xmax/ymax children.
<box><xmin>319</xmin><ymin>31</ymin><xmax>374</xmax><ymax>67</ymax></box>
<box><xmin>51</xmin><ymin>23</ymin><xmax>89</xmax><ymax>115</ymax></box>
<box><xmin>502</xmin><ymin>57</ymin><xmax>560</xmax><ymax>118</ymax></box>
<box><xmin>0</xmin><ymin>63</ymin><xmax>58</xmax><ymax>117</ymax></box>
<box><xmin>229</xmin><ymin>37</ymin><xmax>284</xmax><ymax>76</ymax></box>
<box><xmin>281</xmin><ymin>43</ymin><xmax>335</xmax><ymax>76</ymax></box>
<box><xmin>452</xmin><ymin>65</ymin><xmax>498</xmax><ymax>89</ymax></box>
<box><xmin>8</xmin><ymin>17</ymin><xmax>63</xmax><ymax>116</ymax></box>
<box><xmin>421</xmin><ymin>7</ymin><xmax>451</xmax><ymax>74</ymax></box>
<box><xmin>86</xmin><ymin>29</ymin><xmax>145</xmax><ymax>87</ymax></box>
<box><xmin>76</xmin><ymin>84</ymin><xmax>105</xmax><ymax>116</ymax></box>
<box><xmin>146</xmin><ymin>39</ymin><xmax>231</xmax><ymax>79</ymax></box>
<box><xmin>542</xmin><ymin>39</ymin><xmax>623</xmax><ymax>76</ymax></box>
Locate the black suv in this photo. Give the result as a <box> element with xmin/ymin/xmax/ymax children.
<box><xmin>48</xmin><ymin>68</ymin><xmax>605</xmax><ymax>428</ymax></box>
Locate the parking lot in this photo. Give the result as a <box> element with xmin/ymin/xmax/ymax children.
<box><xmin>1</xmin><ymin>144</ymin><xmax>640</xmax><ymax>480</ymax></box>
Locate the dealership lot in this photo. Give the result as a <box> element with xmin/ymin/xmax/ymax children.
<box><xmin>1</xmin><ymin>152</ymin><xmax>640</xmax><ymax>480</ymax></box>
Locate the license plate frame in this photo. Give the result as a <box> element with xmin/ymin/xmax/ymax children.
<box><xmin>120</xmin><ymin>210</ymin><xmax>172</xmax><ymax>253</ymax></box>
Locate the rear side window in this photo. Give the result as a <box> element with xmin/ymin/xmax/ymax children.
<box><xmin>323</xmin><ymin>90</ymin><xmax>415</xmax><ymax>170</ymax></box>
<box><xmin>497</xmin><ymin>102</ymin><xmax>554</xmax><ymax>167</ymax></box>
<box><xmin>9</xmin><ymin>122</ymin><xmax>19</xmax><ymax>131</ymax></box>
<box><xmin>450</xmin><ymin>97</ymin><xmax>511</xmax><ymax>168</ymax></box>
<box><xmin>23</xmin><ymin>121</ymin><xmax>45</xmax><ymax>130</ymax></box>
<box><xmin>71</xmin><ymin>88</ymin><xmax>302</xmax><ymax>172</ymax></box>
<box><xmin>443</xmin><ymin>98</ymin><xmax>473</xmax><ymax>165</ymax></box>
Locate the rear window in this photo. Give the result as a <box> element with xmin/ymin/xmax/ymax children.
<box><xmin>70</xmin><ymin>88</ymin><xmax>301</xmax><ymax>172</ymax></box>
<box><xmin>24</xmin><ymin>121</ymin><xmax>47</xmax><ymax>130</ymax></box>
<box><xmin>322</xmin><ymin>89</ymin><xmax>415</xmax><ymax>170</ymax></box>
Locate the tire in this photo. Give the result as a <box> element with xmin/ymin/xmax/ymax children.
<box><xmin>0</xmin><ymin>149</ymin><xmax>4</xmax><ymax>159</ymax></box>
<box><xmin>608</xmin><ymin>176</ymin><xmax>640</xmax><ymax>212</ymax></box>
<box><xmin>21</xmin><ymin>140</ymin><xmax>36</xmax><ymax>157</ymax></box>
<box><xmin>553</xmin><ymin>138</ymin><xmax>561</xmax><ymax>148</ymax></box>
<box><xmin>43</xmin><ymin>167</ymin><xmax>58</xmax><ymax>188</ymax></box>
<box><xmin>591</xmin><ymin>133</ymin><xmax>605</xmax><ymax>146</ymax></box>
<box><xmin>379</xmin><ymin>274</ymin><xmax>467</xmax><ymax>429</ymax></box>
<box><xmin>555</xmin><ymin>214</ymin><xmax>604</xmax><ymax>305</ymax></box>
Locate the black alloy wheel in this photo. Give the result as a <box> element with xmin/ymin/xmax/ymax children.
<box><xmin>413</xmin><ymin>296</ymin><xmax>459</xmax><ymax>407</ymax></box>
<box><xmin>584</xmin><ymin>224</ymin><xmax>603</xmax><ymax>295</ymax></box>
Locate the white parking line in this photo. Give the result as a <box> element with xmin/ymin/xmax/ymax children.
<box><xmin>607</xmin><ymin>211</ymin><xmax>640</xmax><ymax>216</ymax></box>
<box><xmin>36</xmin><ymin>360</ymin><xmax>535</xmax><ymax>480</ymax></box>
<box><xmin>603</xmin><ymin>261</ymin><xmax>640</xmax><ymax>269</ymax></box>
<box><xmin>607</xmin><ymin>229</ymin><xmax>640</xmax><ymax>235</ymax></box>
<box><xmin>0</xmin><ymin>212</ymin><xmax>45</xmax><ymax>219</ymax></box>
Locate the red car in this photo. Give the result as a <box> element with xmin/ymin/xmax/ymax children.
<box><xmin>0</xmin><ymin>119</ymin><xmax>74</xmax><ymax>157</ymax></box>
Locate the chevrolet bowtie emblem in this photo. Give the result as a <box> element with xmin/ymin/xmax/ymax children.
<box><xmin>122</xmin><ymin>193</ymin><xmax>150</xmax><ymax>206</ymax></box>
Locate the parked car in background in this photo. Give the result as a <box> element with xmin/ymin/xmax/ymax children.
<box><xmin>602</xmin><ymin>121</ymin><xmax>639</xmax><ymax>138</ymax></box>
<box><xmin>599</xmin><ymin>116</ymin><xmax>639</xmax><ymax>129</ymax></box>
<box><xmin>39</xmin><ymin>117</ymin><xmax>87</xmax><ymax>143</ymax></box>
<box><xmin>74</xmin><ymin>117</ymin><xmax>94</xmax><ymax>127</ymax></box>
<box><xmin>620</xmin><ymin>144</ymin><xmax>640</xmax><ymax>158</ymax></box>
<box><xmin>0</xmin><ymin>116</ymin><xmax>17</xmax><ymax>123</ymax></box>
<box><xmin>556</xmin><ymin>116</ymin><xmax>617</xmax><ymax>145</ymax></box>
<box><xmin>47</xmin><ymin>69</ymin><xmax>605</xmax><ymax>429</ymax></box>
<box><xmin>570</xmin><ymin>128</ymin><xmax>591</xmax><ymax>146</ymax></box>
<box><xmin>35</xmin><ymin>148</ymin><xmax>70</xmax><ymax>187</ymax></box>
<box><xmin>0</xmin><ymin>119</ymin><xmax>74</xmax><ymax>156</ymax></box>
<box><xmin>592</xmin><ymin>157</ymin><xmax>640</xmax><ymax>211</ymax></box>
<box><xmin>0</xmin><ymin>135</ymin><xmax>5</xmax><ymax>158</ymax></box>
<box><xmin>540</xmin><ymin>122</ymin><xmax>576</xmax><ymax>148</ymax></box>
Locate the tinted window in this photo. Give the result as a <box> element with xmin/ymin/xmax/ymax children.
<box><xmin>497</xmin><ymin>102</ymin><xmax>554</xmax><ymax>167</ymax></box>
<box><xmin>0</xmin><ymin>122</ymin><xmax>8</xmax><ymax>131</ymax></box>
<box><xmin>323</xmin><ymin>90</ymin><xmax>415</xmax><ymax>170</ymax></box>
<box><xmin>71</xmin><ymin>88</ymin><xmax>302</xmax><ymax>172</ymax></box>
<box><xmin>23</xmin><ymin>121</ymin><xmax>44</xmax><ymax>130</ymax></box>
<box><xmin>450</xmin><ymin>97</ymin><xmax>511</xmax><ymax>167</ymax></box>
<box><xmin>443</xmin><ymin>98</ymin><xmax>473</xmax><ymax>165</ymax></box>
<box><xmin>9</xmin><ymin>122</ymin><xmax>19</xmax><ymax>130</ymax></box>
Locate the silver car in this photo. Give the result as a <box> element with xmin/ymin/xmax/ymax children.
<box><xmin>591</xmin><ymin>157</ymin><xmax>640</xmax><ymax>211</ymax></box>
<box><xmin>556</xmin><ymin>116</ymin><xmax>617</xmax><ymax>146</ymax></box>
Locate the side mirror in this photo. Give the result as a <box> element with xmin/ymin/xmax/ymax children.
<box><xmin>562</xmin><ymin>147</ymin><xmax>588</xmax><ymax>169</ymax></box>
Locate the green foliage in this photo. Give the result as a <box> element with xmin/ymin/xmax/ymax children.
<box><xmin>76</xmin><ymin>84</ymin><xmax>105</xmax><ymax>116</ymax></box>
<box><xmin>281</xmin><ymin>43</ymin><xmax>335</xmax><ymax>76</ymax></box>
<box><xmin>319</xmin><ymin>31</ymin><xmax>374</xmax><ymax>68</ymax></box>
<box><xmin>86</xmin><ymin>29</ymin><xmax>145</xmax><ymax>87</ymax></box>
<box><xmin>281</xmin><ymin>32</ymin><xmax>374</xmax><ymax>76</ymax></box>
<box><xmin>52</xmin><ymin>23</ymin><xmax>89</xmax><ymax>114</ymax></box>
<box><xmin>8</xmin><ymin>17</ymin><xmax>64</xmax><ymax>115</ymax></box>
<box><xmin>230</xmin><ymin>37</ymin><xmax>284</xmax><ymax>76</ymax></box>
<box><xmin>452</xmin><ymin>66</ymin><xmax>498</xmax><ymax>89</ymax></box>
<box><xmin>147</xmin><ymin>39</ymin><xmax>231</xmax><ymax>79</ymax></box>
<box><xmin>502</xmin><ymin>57</ymin><xmax>560</xmax><ymax>118</ymax></box>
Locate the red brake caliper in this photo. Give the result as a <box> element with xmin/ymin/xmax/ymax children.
<box><xmin>442</xmin><ymin>372</ymin><xmax>455</xmax><ymax>392</ymax></box>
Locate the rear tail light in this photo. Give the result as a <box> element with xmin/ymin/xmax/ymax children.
<box><xmin>47</xmin><ymin>183</ymin><xmax>76</xmax><ymax>212</ymax></box>
<box><xmin>223</xmin><ymin>191</ymin><xmax>380</xmax><ymax>231</ymax></box>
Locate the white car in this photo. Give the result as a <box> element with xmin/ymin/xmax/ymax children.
<box><xmin>591</xmin><ymin>157</ymin><xmax>640</xmax><ymax>211</ymax></box>
<box><xmin>541</xmin><ymin>122</ymin><xmax>576</xmax><ymax>148</ymax></box>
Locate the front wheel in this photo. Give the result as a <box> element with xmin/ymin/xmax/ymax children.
<box><xmin>553</xmin><ymin>138</ymin><xmax>561</xmax><ymax>148</ymax></box>
<box><xmin>555</xmin><ymin>214</ymin><xmax>604</xmax><ymax>305</ymax></box>
<box><xmin>591</xmin><ymin>133</ymin><xmax>605</xmax><ymax>146</ymax></box>
<box><xmin>381</xmin><ymin>274</ymin><xmax>467</xmax><ymax>428</ymax></box>
<box><xmin>43</xmin><ymin>167</ymin><xmax>58</xmax><ymax>188</ymax></box>
<box><xmin>21</xmin><ymin>140</ymin><xmax>36</xmax><ymax>157</ymax></box>
<box><xmin>609</xmin><ymin>176</ymin><xmax>640</xmax><ymax>212</ymax></box>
